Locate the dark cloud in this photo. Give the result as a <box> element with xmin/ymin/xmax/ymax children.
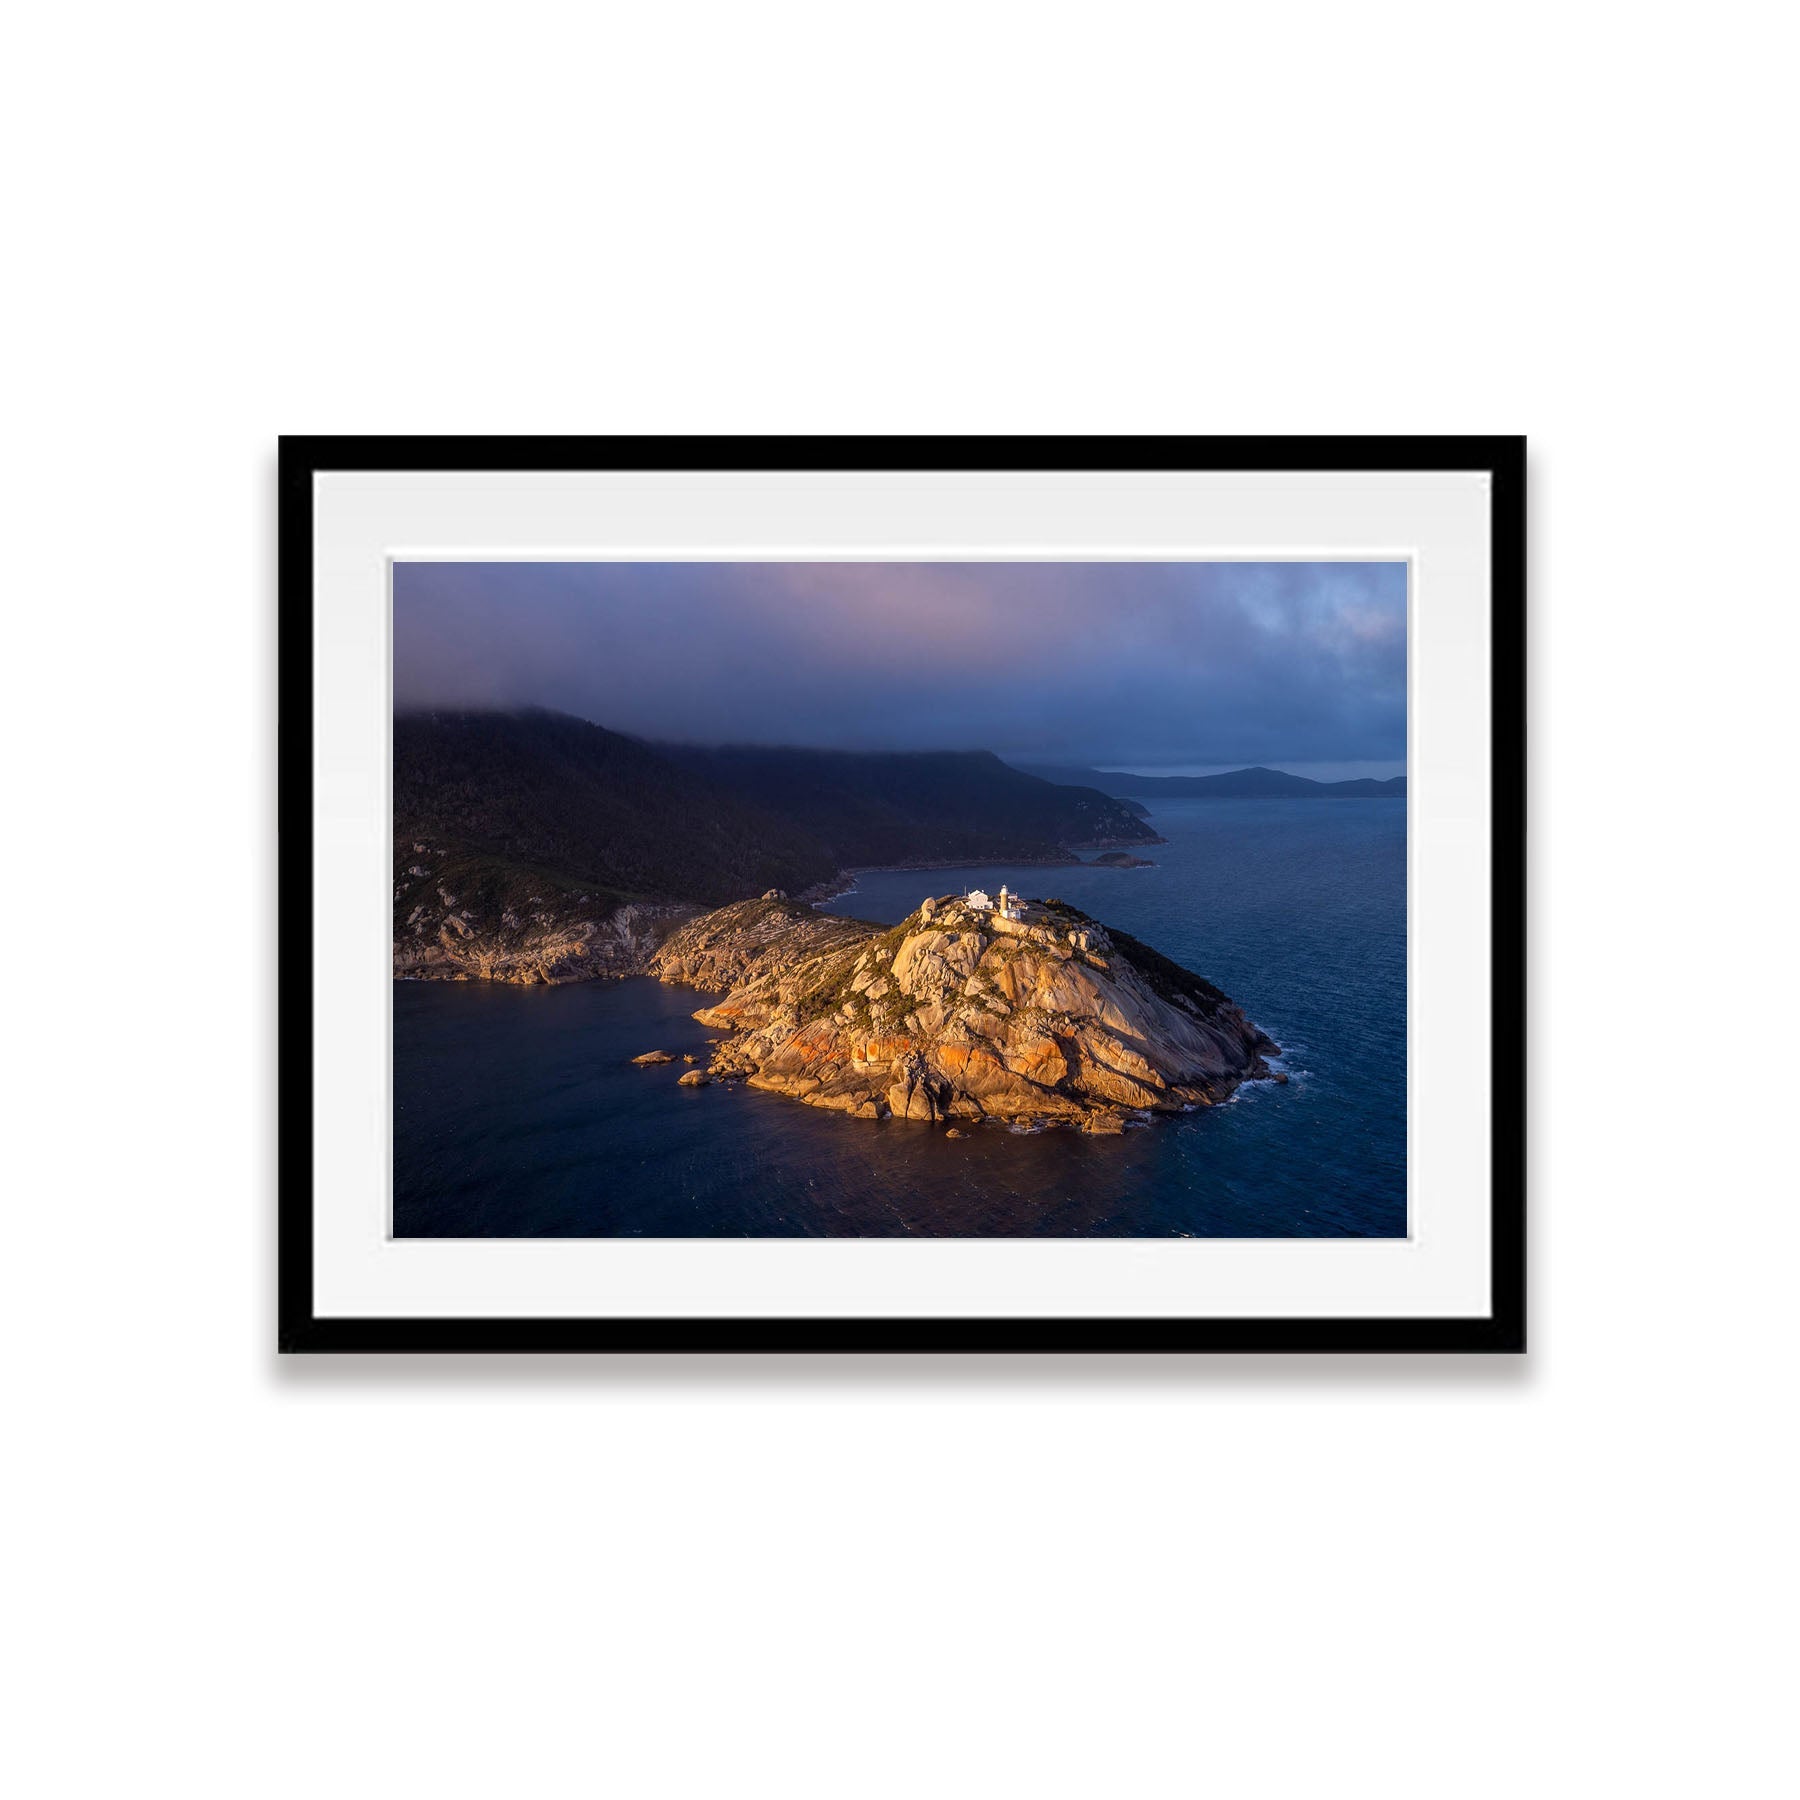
<box><xmin>392</xmin><ymin>561</ymin><xmax>1406</xmax><ymax>771</ymax></box>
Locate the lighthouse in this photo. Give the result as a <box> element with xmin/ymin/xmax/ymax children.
<box><xmin>997</xmin><ymin>883</ymin><xmax>1023</xmax><ymax>921</ymax></box>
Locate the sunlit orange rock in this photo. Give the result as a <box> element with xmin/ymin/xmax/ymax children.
<box><xmin>647</xmin><ymin>892</ymin><xmax>1276</xmax><ymax>1135</ymax></box>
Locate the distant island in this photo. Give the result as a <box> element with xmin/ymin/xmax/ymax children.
<box><xmin>645</xmin><ymin>890</ymin><xmax>1278</xmax><ymax>1134</ymax></box>
<box><xmin>1013</xmin><ymin>762</ymin><xmax>1406</xmax><ymax>799</ymax></box>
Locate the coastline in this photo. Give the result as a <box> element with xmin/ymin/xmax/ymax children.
<box><xmin>394</xmin><ymin>782</ymin><xmax>1407</xmax><ymax>1238</ymax></box>
<box><xmin>396</xmin><ymin>842</ymin><xmax>1172</xmax><ymax>985</ymax></box>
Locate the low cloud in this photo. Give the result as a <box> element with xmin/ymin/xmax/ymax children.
<box><xmin>393</xmin><ymin>561</ymin><xmax>1407</xmax><ymax>770</ymax></box>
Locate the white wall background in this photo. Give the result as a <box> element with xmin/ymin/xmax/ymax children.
<box><xmin>6</xmin><ymin>5</ymin><xmax>1793</xmax><ymax>1797</ymax></box>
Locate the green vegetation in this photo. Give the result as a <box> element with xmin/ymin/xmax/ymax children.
<box><xmin>865</xmin><ymin>916</ymin><xmax>923</xmax><ymax>962</ymax></box>
<box><xmin>791</xmin><ymin>944</ymin><xmax>870</xmax><ymax>1026</ymax></box>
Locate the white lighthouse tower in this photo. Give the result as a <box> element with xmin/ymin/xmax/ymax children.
<box><xmin>997</xmin><ymin>883</ymin><xmax>1023</xmax><ymax>921</ymax></box>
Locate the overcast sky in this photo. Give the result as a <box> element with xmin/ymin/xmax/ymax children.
<box><xmin>392</xmin><ymin>561</ymin><xmax>1407</xmax><ymax>775</ymax></box>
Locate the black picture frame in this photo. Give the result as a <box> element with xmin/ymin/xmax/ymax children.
<box><xmin>279</xmin><ymin>435</ymin><xmax>1525</xmax><ymax>1354</ymax></box>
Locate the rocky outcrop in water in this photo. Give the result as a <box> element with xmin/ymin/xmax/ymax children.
<box><xmin>647</xmin><ymin>893</ymin><xmax>1278</xmax><ymax>1132</ymax></box>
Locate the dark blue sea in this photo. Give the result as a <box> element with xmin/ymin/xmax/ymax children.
<box><xmin>393</xmin><ymin>799</ymin><xmax>1406</xmax><ymax>1237</ymax></box>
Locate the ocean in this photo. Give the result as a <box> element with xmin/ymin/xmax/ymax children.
<box><xmin>393</xmin><ymin>798</ymin><xmax>1406</xmax><ymax>1236</ymax></box>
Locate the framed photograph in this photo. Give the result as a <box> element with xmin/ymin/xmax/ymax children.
<box><xmin>280</xmin><ymin>436</ymin><xmax>1524</xmax><ymax>1353</ymax></box>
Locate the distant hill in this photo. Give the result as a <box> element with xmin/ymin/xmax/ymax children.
<box><xmin>659</xmin><ymin>745</ymin><xmax>1162</xmax><ymax>867</ymax></box>
<box><xmin>1017</xmin><ymin>762</ymin><xmax>1407</xmax><ymax>799</ymax></box>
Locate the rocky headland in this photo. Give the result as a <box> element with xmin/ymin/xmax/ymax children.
<box><xmin>393</xmin><ymin>846</ymin><xmax>698</xmax><ymax>985</ymax></box>
<box><xmin>645</xmin><ymin>892</ymin><xmax>1278</xmax><ymax>1134</ymax></box>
